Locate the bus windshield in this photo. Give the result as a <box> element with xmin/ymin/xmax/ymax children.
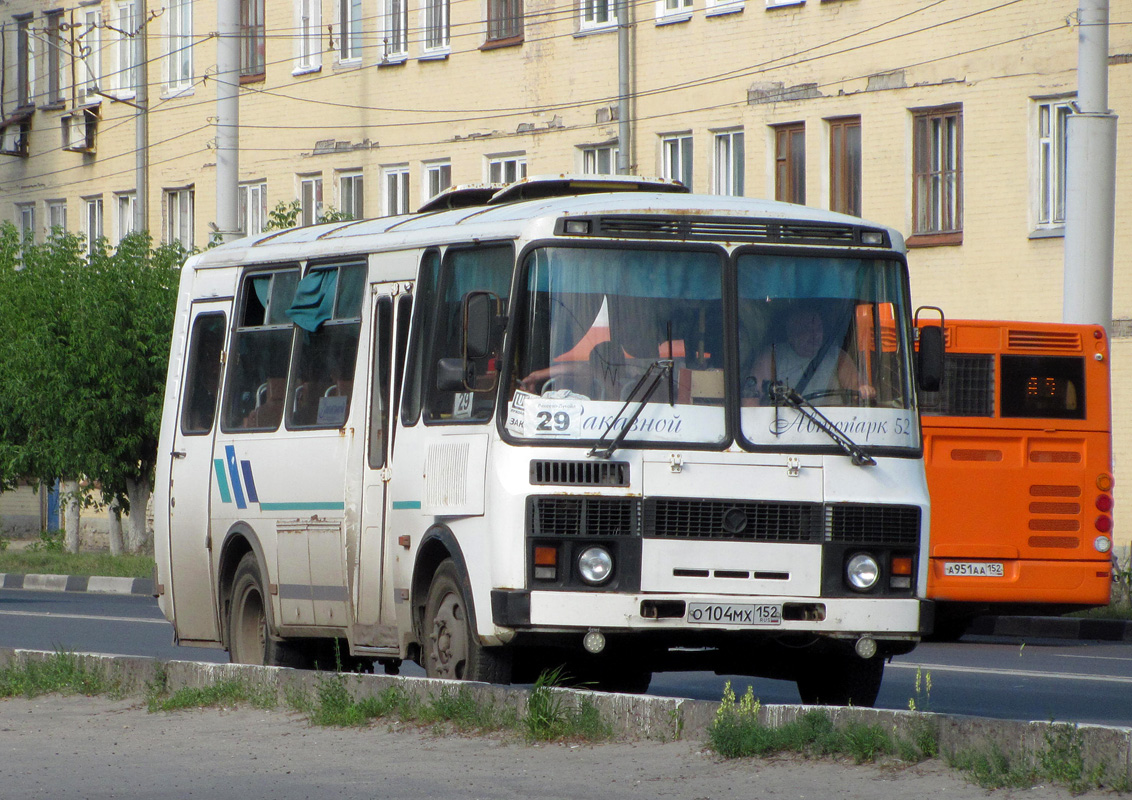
<box><xmin>506</xmin><ymin>246</ymin><xmax>919</xmax><ymax>452</ymax></box>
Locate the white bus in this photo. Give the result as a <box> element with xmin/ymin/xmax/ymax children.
<box><xmin>154</xmin><ymin>176</ymin><xmax>943</xmax><ymax>706</ymax></box>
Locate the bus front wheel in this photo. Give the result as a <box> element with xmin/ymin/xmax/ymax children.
<box><xmin>228</xmin><ymin>553</ymin><xmax>310</xmax><ymax>669</ymax></box>
<box><xmin>423</xmin><ymin>560</ymin><xmax>512</xmax><ymax>684</ymax></box>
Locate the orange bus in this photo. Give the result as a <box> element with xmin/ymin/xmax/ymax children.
<box><xmin>917</xmin><ymin>318</ymin><xmax>1114</xmax><ymax>634</ymax></box>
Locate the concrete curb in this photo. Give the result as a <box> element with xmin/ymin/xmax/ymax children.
<box><xmin>1</xmin><ymin>647</ymin><xmax>1129</xmax><ymax>785</ymax></box>
<box><xmin>0</xmin><ymin>573</ymin><xmax>154</xmax><ymax>596</ymax></box>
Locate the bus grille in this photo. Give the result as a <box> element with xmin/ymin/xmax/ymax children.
<box><xmin>643</xmin><ymin>499</ymin><xmax>824</xmax><ymax>542</ymax></box>
<box><xmin>919</xmin><ymin>353</ymin><xmax>994</xmax><ymax>417</ymax></box>
<box><xmin>528</xmin><ymin>497</ymin><xmax>639</xmax><ymax>537</ymax></box>
<box><xmin>579</xmin><ymin>215</ymin><xmax>886</xmax><ymax>247</ymax></box>
<box><xmin>530</xmin><ymin>460</ymin><xmax>629</xmax><ymax>487</ymax></box>
<box><xmin>827</xmin><ymin>504</ymin><xmax>921</xmax><ymax>546</ymax></box>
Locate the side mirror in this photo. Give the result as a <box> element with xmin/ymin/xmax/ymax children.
<box><xmin>915</xmin><ymin>306</ymin><xmax>946</xmax><ymax>393</ymax></box>
<box><xmin>464</xmin><ymin>291</ymin><xmax>497</xmax><ymax>361</ymax></box>
<box><xmin>436</xmin><ymin>357</ymin><xmax>475</xmax><ymax>392</ymax></box>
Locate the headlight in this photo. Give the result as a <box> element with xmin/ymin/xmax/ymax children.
<box><xmin>578</xmin><ymin>546</ymin><xmax>613</xmax><ymax>585</ymax></box>
<box><xmin>846</xmin><ymin>553</ymin><xmax>880</xmax><ymax>591</ymax></box>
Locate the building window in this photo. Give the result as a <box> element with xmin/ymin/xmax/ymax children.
<box><xmin>487</xmin><ymin>154</ymin><xmax>526</xmax><ymax>184</ymax></box>
<box><xmin>240</xmin><ymin>0</ymin><xmax>266</xmax><ymax>80</ymax></box>
<box><xmin>707</xmin><ymin>0</ymin><xmax>743</xmax><ymax>14</ymax></box>
<box><xmin>382</xmin><ymin>0</ymin><xmax>408</xmax><ymax>60</ymax></box>
<box><xmin>165</xmin><ymin>188</ymin><xmax>194</xmax><ymax>247</ymax></box>
<box><xmin>384</xmin><ymin>167</ymin><xmax>410</xmax><ymax>215</ymax></box>
<box><xmin>424</xmin><ymin>0</ymin><xmax>450</xmax><ymax>52</ymax></box>
<box><xmin>339</xmin><ymin>172</ymin><xmax>364</xmax><ymax>219</ymax></box>
<box><xmin>340</xmin><ymin>0</ymin><xmax>363</xmax><ymax>61</ymax></box>
<box><xmin>713</xmin><ymin>130</ymin><xmax>744</xmax><ymax>196</ymax></box>
<box><xmin>581</xmin><ymin>144</ymin><xmax>618</xmax><ymax>175</ymax></box>
<box><xmin>1037</xmin><ymin>99</ymin><xmax>1072</xmax><ymax>229</ymax></box>
<box><xmin>912</xmin><ymin>105</ymin><xmax>962</xmax><ymax>238</ymax></box>
<box><xmin>167</xmin><ymin>0</ymin><xmax>193</xmax><ymax>91</ymax></box>
<box><xmin>774</xmin><ymin>123</ymin><xmax>805</xmax><ymax>204</ymax></box>
<box><xmin>296</xmin><ymin>0</ymin><xmax>322</xmax><ymax>72</ymax></box>
<box><xmin>85</xmin><ymin>197</ymin><xmax>105</xmax><ymax>252</ymax></box>
<box><xmin>488</xmin><ymin>0</ymin><xmax>523</xmax><ymax>41</ymax></box>
<box><xmin>657</xmin><ymin>0</ymin><xmax>693</xmax><ymax>21</ymax></box>
<box><xmin>80</xmin><ymin>9</ymin><xmax>103</xmax><ymax>99</ymax></box>
<box><xmin>239</xmin><ymin>182</ymin><xmax>268</xmax><ymax>236</ymax></box>
<box><xmin>47</xmin><ymin>200</ymin><xmax>67</xmax><ymax>233</ymax></box>
<box><xmin>116</xmin><ymin>192</ymin><xmax>137</xmax><ymax>242</ymax></box>
<box><xmin>580</xmin><ymin>0</ymin><xmax>617</xmax><ymax>30</ymax></box>
<box><xmin>661</xmin><ymin>134</ymin><xmax>693</xmax><ymax>188</ymax></box>
<box><xmin>16</xmin><ymin>16</ymin><xmax>33</xmax><ymax>108</ymax></box>
<box><xmin>115</xmin><ymin>1</ymin><xmax>139</xmax><ymax>96</ymax></box>
<box><xmin>300</xmin><ymin>175</ymin><xmax>323</xmax><ymax>226</ymax></box>
<box><xmin>424</xmin><ymin>161</ymin><xmax>451</xmax><ymax>201</ymax></box>
<box><xmin>46</xmin><ymin>12</ymin><xmax>65</xmax><ymax>105</ymax></box>
<box><xmin>17</xmin><ymin>203</ymin><xmax>36</xmax><ymax>243</ymax></box>
<box><xmin>828</xmin><ymin>116</ymin><xmax>861</xmax><ymax>216</ymax></box>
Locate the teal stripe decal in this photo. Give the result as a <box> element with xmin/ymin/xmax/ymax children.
<box><xmin>259</xmin><ymin>501</ymin><xmax>346</xmax><ymax>512</ymax></box>
<box><xmin>392</xmin><ymin>500</ymin><xmax>422</xmax><ymax>510</ymax></box>
<box><xmin>213</xmin><ymin>460</ymin><xmax>232</xmax><ymax>503</ymax></box>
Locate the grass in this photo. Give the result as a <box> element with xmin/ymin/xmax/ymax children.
<box><xmin>0</xmin><ymin>650</ymin><xmax>119</xmax><ymax>699</ymax></box>
<box><xmin>0</xmin><ymin>536</ymin><xmax>155</xmax><ymax>579</ymax></box>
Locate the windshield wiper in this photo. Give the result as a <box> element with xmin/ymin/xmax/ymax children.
<box><xmin>768</xmin><ymin>382</ymin><xmax>877</xmax><ymax>467</ymax></box>
<box><xmin>589</xmin><ymin>360</ymin><xmax>674</xmax><ymax>460</ymax></box>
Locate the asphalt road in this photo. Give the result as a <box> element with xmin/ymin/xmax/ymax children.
<box><xmin>3</xmin><ymin>589</ymin><xmax>1131</xmax><ymax>726</ymax></box>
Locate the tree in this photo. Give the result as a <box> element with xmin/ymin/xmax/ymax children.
<box><xmin>0</xmin><ymin>225</ymin><xmax>182</xmax><ymax>552</ymax></box>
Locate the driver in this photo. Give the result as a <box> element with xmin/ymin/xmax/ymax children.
<box><xmin>746</xmin><ymin>306</ymin><xmax>874</xmax><ymax>405</ymax></box>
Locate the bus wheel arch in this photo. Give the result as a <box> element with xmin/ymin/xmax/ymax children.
<box><xmin>216</xmin><ymin>524</ymin><xmax>265</xmax><ymax>651</ymax></box>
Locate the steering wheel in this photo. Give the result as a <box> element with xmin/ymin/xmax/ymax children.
<box><xmin>801</xmin><ymin>388</ymin><xmax>863</xmax><ymax>405</ymax></box>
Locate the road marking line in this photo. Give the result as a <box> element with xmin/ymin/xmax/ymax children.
<box><xmin>1055</xmin><ymin>653</ymin><xmax>1132</xmax><ymax>663</ymax></box>
<box><xmin>890</xmin><ymin>660</ymin><xmax>1132</xmax><ymax>685</ymax></box>
<box><xmin>0</xmin><ymin>609</ymin><xmax>168</xmax><ymax>625</ymax></box>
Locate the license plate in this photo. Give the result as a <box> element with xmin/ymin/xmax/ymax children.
<box><xmin>944</xmin><ymin>561</ymin><xmax>1005</xmax><ymax>577</ymax></box>
<box><xmin>687</xmin><ymin>602</ymin><xmax>782</xmax><ymax>626</ymax></box>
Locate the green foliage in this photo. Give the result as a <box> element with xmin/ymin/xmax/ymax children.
<box><xmin>148</xmin><ymin>679</ymin><xmax>277</xmax><ymax>713</ymax></box>
<box><xmin>27</xmin><ymin>529</ymin><xmax>65</xmax><ymax>553</ymax></box>
<box><xmin>0</xmin><ymin>651</ymin><xmax>116</xmax><ymax>698</ymax></box>
<box><xmin>523</xmin><ymin>667</ymin><xmax>612</xmax><ymax>742</ymax></box>
<box><xmin>263</xmin><ymin>200</ymin><xmax>352</xmax><ymax>232</ymax></box>
<box><xmin>0</xmin><ymin>226</ymin><xmax>182</xmax><ymax>523</ymax></box>
<box><xmin>0</xmin><ymin>548</ymin><xmax>154</xmax><ymax>577</ymax></box>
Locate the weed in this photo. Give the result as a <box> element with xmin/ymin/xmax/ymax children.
<box><xmin>28</xmin><ymin>529</ymin><xmax>65</xmax><ymax>554</ymax></box>
<box><xmin>149</xmin><ymin>679</ymin><xmax>276</xmax><ymax>713</ymax></box>
<box><xmin>0</xmin><ymin>651</ymin><xmax>115</xmax><ymax>698</ymax></box>
<box><xmin>948</xmin><ymin>746</ymin><xmax>1035</xmax><ymax>789</ymax></box>
<box><xmin>1038</xmin><ymin>722</ymin><xmax>1106</xmax><ymax>795</ymax></box>
<box><xmin>906</xmin><ymin>667</ymin><xmax>932</xmax><ymax>713</ymax></box>
<box><xmin>524</xmin><ymin>667</ymin><xmax>571</xmax><ymax>741</ymax></box>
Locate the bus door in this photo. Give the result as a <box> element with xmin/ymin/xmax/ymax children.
<box><xmin>168</xmin><ymin>302</ymin><xmax>228</xmax><ymax>643</ymax></box>
<box><xmin>353</xmin><ymin>282</ymin><xmax>412</xmax><ymax>645</ymax></box>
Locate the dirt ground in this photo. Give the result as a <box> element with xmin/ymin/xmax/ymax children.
<box><xmin>0</xmin><ymin>695</ymin><xmax>1113</xmax><ymax>800</ymax></box>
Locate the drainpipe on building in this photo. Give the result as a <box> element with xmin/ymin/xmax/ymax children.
<box><xmin>134</xmin><ymin>0</ymin><xmax>148</xmax><ymax>233</ymax></box>
<box><xmin>215</xmin><ymin>0</ymin><xmax>240</xmax><ymax>244</ymax></box>
<box><xmin>616</xmin><ymin>0</ymin><xmax>631</xmax><ymax>175</ymax></box>
<box><xmin>1063</xmin><ymin>0</ymin><xmax>1117</xmax><ymax>333</ymax></box>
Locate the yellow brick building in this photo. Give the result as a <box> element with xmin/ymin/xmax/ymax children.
<box><xmin>1</xmin><ymin>0</ymin><xmax>1129</xmax><ymax>548</ymax></box>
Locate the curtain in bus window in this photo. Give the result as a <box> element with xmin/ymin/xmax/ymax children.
<box><xmin>287</xmin><ymin>269</ymin><xmax>338</xmax><ymax>332</ymax></box>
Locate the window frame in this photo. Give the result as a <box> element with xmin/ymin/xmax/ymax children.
<box><xmin>295</xmin><ymin>0</ymin><xmax>323</xmax><ymax>73</ymax></box>
<box><xmin>16</xmin><ymin>203</ymin><xmax>36</xmax><ymax>243</ymax></box>
<box><xmin>828</xmin><ymin>115</ymin><xmax>861</xmax><ymax>217</ymax></box>
<box><xmin>579</xmin><ymin>0</ymin><xmax>618</xmax><ymax>31</ymax></box>
<box><xmin>299</xmin><ymin>174</ymin><xmax>324</xmax><ymax>226</ymax></box>
<box><xmin>773</xmin><ymin>122</ymin><xmax>805</xmax><ymax>205</ymax></box>
<box><xmin>656</xmin><ymin>0</ymin><xmax>693</xmax><ymax>23</ymax></box>
<box><xmin>80</xmin><ymin>9</ymin><xmax>103</xmax><ymax>101</ymax></box>
<box><xmin>423</xmin><ymin>161</ymin><xmax>452</xmax><ymax>202</ymax></box>
<box><xmin>383</xmin><ymin>166</ymin><xmax>411</xmax><ymax>216</ymax></box>
<box><xmin>166</xmin><ymin>0</ymin><xmax>194</xmax><ymax>92</ymax></box>
<box><xmin>84</xmin><ymin>196</ymin><xmax>105</xmax><ymax>252</ymax></box>
<box><xmin>339</xmin><ymin>0</ymin><xmax>363</xmax><ymax>62</ymax></box>
<box><xmin>238</xmin><ymin>181</ymin><xmax>268</xmax><ymax>236</ymax></box>
<box><xmin>164</xmin><ymin>187</ymin><xmax>194</xmax><ymax>248</ymax></box>
<box><xmin>114</xmin><ymin>1</ymin><xmax>139</xmax><ymax>97</ymax></box>
<box><xmin>910</xmin><ymin>104</ymin><xmax>962</xmax><ymax>245</ymax></box>
<box><xmin>1035</xmin><ymin>98</ymin><xmax>1072</xmax><ymax>232</ymax></box>
<box><xmin>661</xmin><ymin>133</ymin><xmax>693</xmax><ymax>188</ymax></box>
<box><xmin>422</xmin><ymin>0</ymin><xmax>451</xmax><ymax>55</ymax></box>
<box><xmin>47</xmin><ymin>200</ymin><xmax>67</xmax><ymax>234</ymax></box>
<box><xmin>487</xmin><ymin>0</ymin><xmax>523</xmax><ymax>43</ymax></box>
<box><xmin>487</xmin><ymin>154</ymin><xmax>527</xmax><ymax>184</ymax></box>
<box><xmin>116</xmin><ymin>191</ymin><xmax>137</xmax><ymax>243</ymax></box>
<box><xmin>381</xmin><ymin>0</ymin><xmax>409</xmax><ymax>61</ymax></box>
<box><xmin>45</xmin><ymin>11</ymin><xmax>65</xmax><ymax>106</ymax></box>
<box><xmin>338</xmin><ymin>171</ymin><xmax>365</xmax><ymax>220</ymax></box>
<box><xmin>240</xmin><ymin>0</ymin><xmax>266</xmax><ymax>81</ymax></box>
<box><xmin>16</xmin><ymin>15</ymin><xmax>34</xmax><ymax>108</ymax></box>
<box><xmin>581</xmin><ymin>143</ymin><xmax>618</xmax><ymax>175</ymax></box>
<box><xmin>713</xmin><ymin>129</ymin><xmax>744</xmax><ymax>196</ymax></box>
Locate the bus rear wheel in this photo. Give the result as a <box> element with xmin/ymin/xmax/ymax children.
<box><xmin>423</xmin><ymin>560</ymin><xmax>511</xmax><ymax>684</ymax></box>
<box><xmin>228</xmin><ymin>553</ymin><xmax>311</xmax><ymax>669</ymax></box>
<box><xmin>795</xmin><ymin>655</ymin><xmax>884</xmax><ymax>707</ymax></box>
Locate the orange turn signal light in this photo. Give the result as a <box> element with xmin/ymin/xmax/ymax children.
<box><xmin>534</xmin><ymin>546</ymin><xmax>558</xmax><ymax>567</ymax></box>
<box><xmin>891</xmin><ymin>557</ymin><xmax>913</xmax><ymax>576</ymax></box>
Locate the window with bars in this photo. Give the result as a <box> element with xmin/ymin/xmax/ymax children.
<box><xmin>488</xmin><ymin>0</ymin><xmax>523</xmax><ymax>41</ymax></box>
<box><xmin>912</xmin><ymin>105</ymin><xmax>962</xmax><ymax>239</ymax></box>
<box><xmin>240</xmin><ymin>0</ymin><xmax>266</xmax><ymax>80</ymax></box>
<box><xmin>713</xmin><ymin>130</ymin><xmax>744</xmax><ymax>196</ymax></box>
<box><xmin>828</xmin><ymin>116</ymin><xmax>861</xmax><ymax>216</ymax></box>
<box><xmin>773</xmin><ymin>123</ymin><xmax>805</xmax><ymax>205</ymax></box>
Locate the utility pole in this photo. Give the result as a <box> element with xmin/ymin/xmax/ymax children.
<box><xmin>1062</xmin><ymin>0</ymin><xmax>1117</xmax><ymax>332</ymax></box>
<box><xmin>616</xmin><ymin>0</ymin><xmax>631</xmax><ymax>175</ymax></box>
<box><xmin>134</xmin><ymin>0</ymin><xmax>149</xmax><ymax>234</ymax></box>
<box><xmin>215</xmin><ymin>0</ymin><xmax>240</xmax><ymax>243</ymax></box>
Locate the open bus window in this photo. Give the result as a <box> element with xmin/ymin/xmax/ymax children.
<box><xmin>286</xmin><ymin>263</ymin><xmax>366</xmax><ymax>429</ymax></box>
<box><xmin>180</xmin><ymin>312</ymin><xmax>226</xmax><ymax>435</ymax></box>
<box><xmin>1000</xmin><ymin>355</ymin><xmax>1085</xmax><ymax>420</ymax></box>
<box><xmin>222</xmin><ymin>268</ymin><xmax>300</xmax><ymax>432</ymax></box>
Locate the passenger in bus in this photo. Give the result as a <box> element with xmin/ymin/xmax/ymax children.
<box><xmin>744</xmin><ymin>305</ymin><xmax>874</xmax><ymax>406</ymax></box>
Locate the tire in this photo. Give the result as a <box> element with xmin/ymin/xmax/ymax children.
<box><xmin>228</xmin><ymin>553</ymin><xmax>312</xmax><ymax>669</ymax></box>
<box><xmin>795</xmin><ymin>654</ymin><xmax>885</xmax><ymax>707</ymax></box>
<box><xmin>422</xmin><ymin>560</ymin><xmax>511</xmax><ymax>684</ymax></box>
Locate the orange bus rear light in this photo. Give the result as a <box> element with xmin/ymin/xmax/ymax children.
<box><xmin>534</xmin><ymin>545</ymin><xmax>558</xmax><ymax>566</ymax></box>
<box><xmin>1096</xmin><ymin>494</ymin><xmax>1114</xmax><ymax>513</ymax></box>
<box><xmin>1097</xmin><ymin>474</ymin><xmax>1114</xmax><ymax>492</ymax></box>
<box><xmin>1095</xmin><ymin>516</ymin><xmax>1113</xmax><ymax>534</ymax></box>
<box><xmin>891</xmin><ymin>557</ymin><xmax>913</xmax><ymax>576</ymax></box>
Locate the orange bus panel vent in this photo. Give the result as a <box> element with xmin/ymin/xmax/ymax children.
<box><xmin>1030</xmin><ymin>451</ymin><xmax>1082</xmax><ymax>464</ymax></box>
<box><xmin>1028</xmin><ymin>519</ymin><xmax>1080</xmax><ymax>532</ymax></box>
<box><xmin>1027</xmin><ymin>535</ymin><xmax>1080</xmax><ymax>548</ymax></box>
<box><xmin>1030</xmin><ymin>484</ymin><xmax>1081</xmax><ymax>497</ymax></box>
<box><xmin>951</xmin><ymin>449</ymin><xmax>1003</xmax><ymax>462</ymax></box>
<box><xmin>1028</xmin><ymin>502</ymin><xmax>1081</xmax><ymax>515</ymax></box>
<box><xmin>1007</xmin><ymin>330</ymin><xmax>1082</xmax><ymax>351</ymax></box>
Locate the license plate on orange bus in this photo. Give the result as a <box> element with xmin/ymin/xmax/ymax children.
<box><xmin>687</xmin><ymin>602</ymin><xmax>782</xmax><ymax>626</ymax></box>
<box><xmin>944</xmin><ymin>562</ymin><xmax>1005</xmax><ymax>577</ymax></box>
